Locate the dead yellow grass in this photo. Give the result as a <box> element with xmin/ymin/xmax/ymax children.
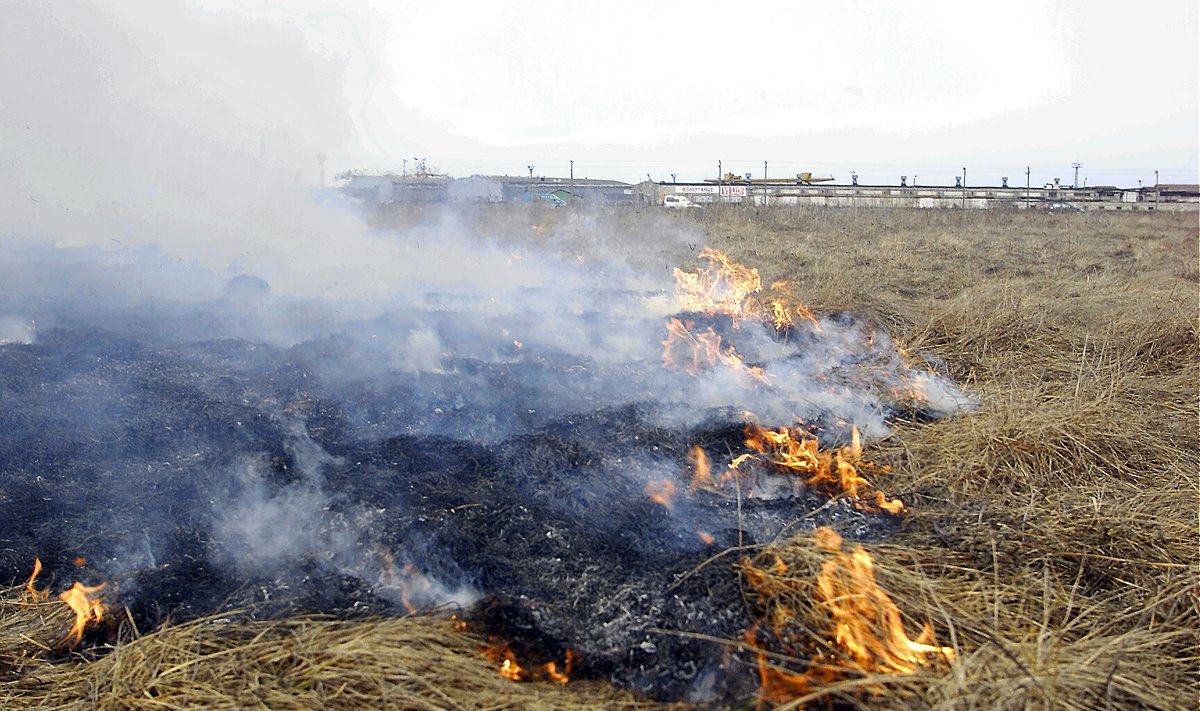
<box><xmin>711</xmin><ymin>206</ymin><xmax>1199</xmax><ymax>709</ymax></box>
<box><xmin>1</xmin><ymin>593</ymin><xmax>667</xmax><ymax>710</ymax></box>
<box><xmin>2</xmin><ymin>205</ymin><xmax>1196</xmax><ymax>709</ymax></box>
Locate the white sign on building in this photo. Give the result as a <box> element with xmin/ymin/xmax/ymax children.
<box><xmin>676</xmin><ymin>185</ymin><xmax>719</xmax><ymax>194</ymax></box>
<box><xmin>719</xmin><ymin>185</ymin><xmax>747</xmax><ymax>197</ymax></box>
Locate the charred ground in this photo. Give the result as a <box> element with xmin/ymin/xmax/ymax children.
<box><xmin>2</xmin><ymin>205</ymin><xmax>1196</xmax><ymax>710</ymax></box>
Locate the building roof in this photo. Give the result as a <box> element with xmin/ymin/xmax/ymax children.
<box><xmin>470</xmin><ymin>175</ymin><xmax>630</xmax><ymax>187</ymax></box>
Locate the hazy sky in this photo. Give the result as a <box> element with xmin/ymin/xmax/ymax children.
<box><xmin>6</xmin><ymin>1</ymin><xmax>1198</xmax><ymax>189</ymax></box>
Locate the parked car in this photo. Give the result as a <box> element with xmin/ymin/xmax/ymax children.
<box><xmin>663</xmin><ymin>194</ymin><xmax>701</xmax><ymax>209</ymax></box>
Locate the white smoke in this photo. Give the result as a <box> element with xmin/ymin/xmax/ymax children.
<box><xmin>0</xmin><ymin>317</ymin><xmax>35</xmax><ymax>345</ymax></box>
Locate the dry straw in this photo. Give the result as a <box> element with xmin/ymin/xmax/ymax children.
<box><xmin>3</xmin><ymin>206</ymin><xmax>1196</xmax><ymax>709</ymax></box>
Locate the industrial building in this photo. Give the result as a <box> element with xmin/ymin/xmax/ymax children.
<box><xmin>337</xmin><ymin>170</ymin><xmax>1196</xmax><ymax>212</ymax></box>
<box><xmin>635</xmin><ymin>178</ymin><xmax>1199</xmax><ymax>211</ymax></box>
<box><xmin>339</xmin><ymin>173</ymin><xmax>633</xmax><ymax>205</ymax></box>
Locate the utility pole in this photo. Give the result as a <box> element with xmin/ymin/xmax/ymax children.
<box><xmin>528</xmin><ymin>165</ymin><xmax>535</xmax><ymax>178</ymax></box>
<box><xmin>670</xmin><ymin>173</ymin><xmax>677</xmax><ymax>183</ymax></box>
<box><xmin>763</xmin><ymin>161</ymin><xmax>767</xmax><ymax>182</ymax></box>
<box><xmin>962</xmin><ymin>167</ymin><xmax>967</xmax><ymax>208</ymax></box>
<box><xmin>1026</xmin><ymin>166</ymin><xmax>1030</xmax><ymax>209</ymax></box>
<box><xmin>402</xmin><ymin>158</ymin><xmax>407</xmax><ymax>177</ymax></box>
<box><xmin>717</xmin><ymin>160</ymin><xmax>722</xmax><ymax>184</ymax></box>
<box><xmin>570</xmin><ymin>160</ymin><xmax>574</xmax><ymax>182</ymax></box>
<box><xmin>1155</xmin><ymin>169</ymin><xmax>1160</xmax><ymax>209</ymax></box>
<box><xmin>316</xmin><ymin>153</ymin><xmax>326</xmax><ymax>187</ymax></box>
<box><xmin>1071</xmin><ymin>162</ymin><xmax>1081</xmax><ymax>189</ymax></box>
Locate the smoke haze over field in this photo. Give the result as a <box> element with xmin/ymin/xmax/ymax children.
<box><xmin>1</xmin><ymin>1</ymin><xmax>363</xmax><ymax>282</ymax></box>
<box><xmin>1</xmin><ymin>5</ymin><xmax>976</xmax><ymax>687</ymax></box>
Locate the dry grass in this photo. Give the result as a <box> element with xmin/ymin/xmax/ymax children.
<box><xmin>1</xmin><ymin>592</ymin><xmax>666</xmax><ymax>710</ymax></box>
<box><xmin>708</xmin><ymin>206</ymin><xmax>1199</xmax><ymax>709</ymax></box>
<box><xmin>2</xmin><ymin>205</ymin><xmax>1196</xmax><ymax>709</ymax></box>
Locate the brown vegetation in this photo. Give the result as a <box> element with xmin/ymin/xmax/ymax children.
<box><xmin>2</xmin><ymin>205</ymin><xmax>1196</xmax><ymax>709</ymax></box>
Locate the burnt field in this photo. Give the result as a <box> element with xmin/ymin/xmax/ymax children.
<box><xmin>1</xmin><ymin>205</ymin><xmax>1196</xmax><ymax>709</ymax></box>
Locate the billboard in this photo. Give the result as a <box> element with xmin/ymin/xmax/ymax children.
<box><xmin>719</xmin><ymin>185</ymin><xmax>747</xmax><ymax>197</ymax></box>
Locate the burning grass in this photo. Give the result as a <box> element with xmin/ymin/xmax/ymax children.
<box><xmin>2</xmin><ymin>205</ymin><xmax>1196</xmax><ymax>708</ymax></box>
<box><xmin>0</xmin><ymin>600</ymin><xmax>667</xmax><ymax>710</ymax></box>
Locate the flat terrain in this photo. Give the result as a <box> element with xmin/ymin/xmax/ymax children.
<box><xmin>3</xmin><ymin>205</ymin><xmax>1196</xmax><ymax>709</ymax></box>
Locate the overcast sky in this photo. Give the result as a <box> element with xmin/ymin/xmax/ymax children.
<box><xmin>5</xmin><ymin>0</ymin><xmax>1198</xmax><ymax>190</ymax></box>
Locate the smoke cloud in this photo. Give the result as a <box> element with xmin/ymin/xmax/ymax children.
<box><xmin>0</xmin><ymin>1</ymin><xmax>971</xmax><ymax>628</ymax></box>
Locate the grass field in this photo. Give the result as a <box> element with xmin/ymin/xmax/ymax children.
<box><xmin>3</xmin><ymin>205</ymin><xmax>1196</xmax><ymax>709</ymax></box>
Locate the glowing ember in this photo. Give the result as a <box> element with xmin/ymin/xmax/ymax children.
<box><xmin>644</xmin><ymin>479</ymin><xmax>678</xmax><ymax>509</ymax></box>
<box><xmin>488</xmin><ymin>645</ymin><xmax>524</xmax><ymax>681</ymax></box>
<box><xmin>482</xmin><ymin>642</ymin><xmax>576</xmax><ymax>685</ymax></box>
<box><xmin>59</xmin><ymin>581</ymin><xmax>108</xmax><ymax>648</ymax></box>
<box><xmin>500</xmin><ymin>658</ymin><xmax>523</xmax><ymax>681</ymax></box>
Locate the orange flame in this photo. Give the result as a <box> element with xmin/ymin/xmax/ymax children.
<box><xmin>765</xmin><ymin>296</ymin><xmax>821</xmax><ymax>332</ymax></box>
<box><xmin>22</xmin><ymin>557</ymin><xmax>49</xmax><ymax>604</ymax></box>
<box><xmin>813</xmin><ymin>528</ymin><xmax>955</xmax><ymax>674</ymax></box>
<box><xmin>742</xmin><ymin>528</ymin><xmax>954</xmax><ymax>704</ymax></box>
<box><xmin>672</xmin><ymin>249</ymin><xmax>821</xmax><ymax>335</ymax></box>
<box><xmin>59</xmin><ymin>581</ymin><xmax>107</xmax><ymax>648</ymax></box>
<box><xmin>377</xmin><ymin>548</ymin><xmax>445</xmax><ymax>614</ymax></box>
<box><xmin>482</xmin><ymin>642</ymin><xmax>576</xmax><ymax>685</ymax></box>
<box><xmin>737</xmin><ymin>424</ymin><xmax>904</xmax><ymax>514</ymax></box>
<box><xmin>661</xmin><ymin>318</ymin><xmax>768</xmax><ymax>383</ymax></box>
<box><xmin>673</xmin><ymin>248</ymin><xmax>763</xmax><ymax>322</ymax></box>
<box><xmin>687</xmin><ymin>445</ymin><xmax>713</xmax><ymax>492</ymax></box>
<box><xmin>23</xmin><ymin>557</ymin><xmax>110</xmax><ymax>647</ymax></box>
